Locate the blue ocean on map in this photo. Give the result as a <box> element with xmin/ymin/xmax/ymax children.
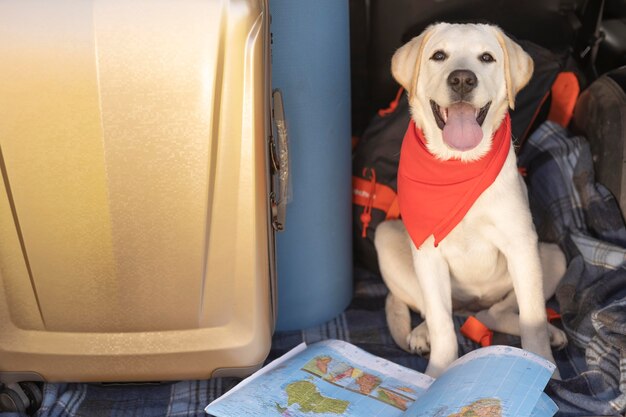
<box><xmin>410</xmin><ymin>348</ymin><xmax>555</xmax><ymax>417</ymax></box>
<box><xmin>207</xmin><ymin>343</ymin><xmax>427</xmax><ymax>417</ymax></box>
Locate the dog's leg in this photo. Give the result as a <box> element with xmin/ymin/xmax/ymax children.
<box><xmin>495</xmin><ymin>225</ymin><xmax>558</xmax><ymax>370</ymax></box>
<box><xmin>376</xmin><ymin>221</ymin><xmax>427</xmax><ymax>350</ymax></box>
<box><xmin>538</xmin><ymin>242</ymin><xmax>567</xmax><ymax>300</ymax></box>
<box><xmin>410</xmin><ymin>239</ymin><xmax>457</xmax><ymax>378</ymax></box>
<box><xmin>375</xmin><ymin>221</ymin><xmax>425</xmax><ymax>309</ymax></box>
<box><xmin>475</xmin><ymin>291</ymin><xmax>565</xmax><ymax>379</ymax></box>
<box><xmin>385</xmin><ymin>291</ymin><xmax>431</xmax><ymax>355</ymax></box>
<box><xmin>485</xmin><ymin>171</ymin><xmax>559</xmax><ymax>369</ymax></box>
<box><xmin>476</xmin><ymin>243</ymin><xmax>568</xmax><ymax>354</ymax></box>
<box><xmin>475</xmin><ymin>291</ymin><xmax>568</xmax><ymax>350</ymax></box>
<box><xmin>407</xmin><ymin>321</ymin><xmax>430</xmax><ymax>355</ymax></box>
<box><xmin>538</xmin><ymin>242</ymin><xmax>568</xmax><ymax>352</ymax></box>
<box><xmin>509</xmin><ymin>252</ymin><xmax>554</xmax><ymax>363</ymax></box>
<box><xmin>385</xmin><ymin>293</ymin><xmax>412</xmax><ymax>351</ymax></box>
<box><xmin>475</xmin><ymin>291</ymin><xmax>519</xmax><ymax>334</ymax></box>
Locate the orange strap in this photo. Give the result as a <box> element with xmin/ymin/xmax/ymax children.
<box><xmin>378</xmin><ymin>87</ymin><xmax>405</xmax><ymax>117</ymax></box>
<box><xmin>353</xmin><ymin>174</ymin><xmax>399</xmax><ymax>213</ymax></box>
<box><xmin>546</xmin><ymin>307</ymin><xmax>562</xmax><ymax>322</ymax></box>
<box><xmin>386</xmin><ymin>196</ymin><xmax>400</xmax><ymax>220</ymax></box>
<box><xmin>461</xmin><ymin>316</ymin><xmax>493</xmax><ymax>347</ymax></box>
<box><xmin>353</xmin><ymin>170</ymin><xmax>400</xmax><ymax>238</ymax></box>
<box><xmin>358</xmin><ymin>169</ymin><xmax>377</xmax><ymax>238</ymax></box>
<box><xmin>547</xmin><ymin>72</ymin><xmax>580</xmax><ymax>128</ymax></box>
<box><xmin>462</xmin><ymin>308</ymin><xmax>562</xmax><ymax>347</ymax></box>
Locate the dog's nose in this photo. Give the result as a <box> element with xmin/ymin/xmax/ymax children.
<box><xmin>447</xmin><ymin>70</ymin><xmax>478</xmax><ymax>95</ymax></box>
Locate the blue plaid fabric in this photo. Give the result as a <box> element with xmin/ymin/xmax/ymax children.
<box><xmin>519</xmin><ymin>122</ymin><xmax>626</xmax><ymax>416</ymax></box>
<box><xmin>2</xmin><ymin>121</ymin><xmax>624</xmax><ymax>417</ymax></box>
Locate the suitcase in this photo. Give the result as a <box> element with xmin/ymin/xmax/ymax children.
<box><xmin>0</xmin><ymin>0</ymin><xmax>281</xmax><ymax>383</ymax></box>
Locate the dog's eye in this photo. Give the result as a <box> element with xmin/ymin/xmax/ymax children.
<box><xmin>430</xmin><ymin>50</ymin><xmax>448</xmax><ymax>61</ymax></box>
<box><xmin>479</xmin><ymin>52</ymin><xmax>495</xmax><ymax>63</ymax></box>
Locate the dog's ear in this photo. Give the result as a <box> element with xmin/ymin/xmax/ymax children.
<box><xmin>492</xmin><ymin>27</ymin><xmax>534</xmax><ymax>110</ymax></box>
<box><xmin>391</xmin><ymin>26</ymin><xmax>435</xmax><ymax>99</ymax></box>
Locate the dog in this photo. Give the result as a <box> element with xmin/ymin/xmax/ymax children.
<box><xmin>374</xmin><ymin>23</ymin><xmax>567</xmax><ymax>378</ymax></box>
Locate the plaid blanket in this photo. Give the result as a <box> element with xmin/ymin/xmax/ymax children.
<box><xmin>519</xmin><ymin>122</ymin><xmax>626</xmax><ymax>416</ymax></box>
<box><xmin>2</xmin><ymin>121</ymin><xmax>625</xmax><ymax>417</ymax></box>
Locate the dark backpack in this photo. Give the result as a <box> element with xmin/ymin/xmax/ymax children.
<box><xmin>352</xmin><ymin>40</ymin><xmax>578</xmax><ymax>274</ymax></box>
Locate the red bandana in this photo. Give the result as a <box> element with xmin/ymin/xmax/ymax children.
<box><xmin>397</xmin><ymin>113</ymin><xmax>511</xmax><ymax>248</ymax></box>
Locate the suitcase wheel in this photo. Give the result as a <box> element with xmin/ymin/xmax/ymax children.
<box><xmin>0</xmin><ymin>387</ymin><xmax>27</xmax><ymax>413</ymax></box>
<box><xmin>19</xmin><ymin>382</ymin><xmax>43</xmax><ymax>414</ymax></box>
<box><xmin>0</xmin><ymin>382</ymin><xmax>43</xmax><ymax>414</ymax></box>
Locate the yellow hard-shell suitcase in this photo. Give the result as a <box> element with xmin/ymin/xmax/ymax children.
<box><xmin>0</xmin><ymin>0</ymin><xmax>284</xmax><ymax>383</ymax></box>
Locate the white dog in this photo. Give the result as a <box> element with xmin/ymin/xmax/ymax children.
<box><xmin>374</xmin><ymin>23</ymin><xmax>567</xmax><ymax>378</ymax></box>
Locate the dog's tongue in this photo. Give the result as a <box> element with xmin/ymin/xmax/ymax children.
<box><xmin>442</xmin><ymin>103</ymin><xmax>483</xmax><ymax>151</ymax></box>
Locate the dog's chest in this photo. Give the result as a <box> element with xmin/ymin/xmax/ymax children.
<box><xmin>420</xmin><ymin>148</ymin><xmax>528</xmax><ymax>308</ymax></box>
<box><xmin>438</xmin><ymin>197</ymin><xmax>515</xmax><ymax>307</ymax></box>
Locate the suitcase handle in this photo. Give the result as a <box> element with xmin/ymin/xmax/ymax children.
<box><xmin>271</xmin><ymin>89</ymin><xmax>289</xmax><ymax>231</ymax></box>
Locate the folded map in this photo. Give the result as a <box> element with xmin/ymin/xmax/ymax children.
<box><xmin>205</xmin><ymin>339</ymin><xmax>557</xmax><ymax>417</ymax></box>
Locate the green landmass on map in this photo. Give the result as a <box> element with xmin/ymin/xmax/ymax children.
<box><xmin>284</xmin><ymin>380</ymin><xmax>349</xmax><ymax>414</ymax></box>
<box><xmin>376</xmin><ymin>387</ymin><xmax>410</xmax><ymax>411</ymax></box>
<box><xmin>447</xmin><ymin>398</ymin><xmax>502</xmax><ymax>417</ymax></box>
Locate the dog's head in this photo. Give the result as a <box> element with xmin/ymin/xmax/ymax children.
<box><xmin>392</xmin><ymin>23</ymin><xmax>533</xmax><ymax>161</ymax></box>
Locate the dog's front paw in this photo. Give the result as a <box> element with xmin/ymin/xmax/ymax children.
<box><xmin>407</xmin><ymin>322</ymin><xmax>430</xmax><ymax>356</ymax></box>
<box><xmin>548</xmin><ymin>324</ymin><xmax>568</xmax><ymax>350</ymax></box>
